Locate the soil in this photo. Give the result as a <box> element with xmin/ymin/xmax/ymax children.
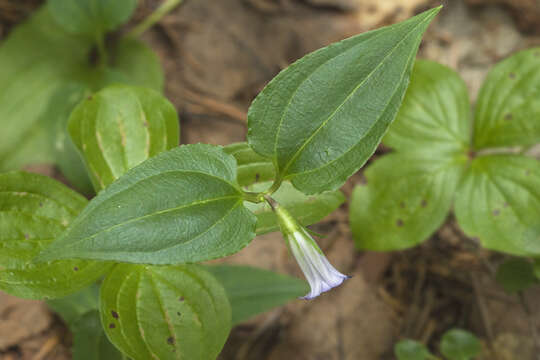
<box><xmin>1</xmin><ymin>0</ymin><xmax>540</xmax><ymax>359</ymax></box>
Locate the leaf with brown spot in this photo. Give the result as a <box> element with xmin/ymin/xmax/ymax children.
<box><xmin>101</xmin><ymin>263</ymin><xmax>231</xmax><ymax>360</ymax></box>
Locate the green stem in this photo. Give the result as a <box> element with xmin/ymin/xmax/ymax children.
<box><xmin>128</xmin><ymin>0</ymin><xmax>184</xmax><ymax>38</ymax></box>
<box><xmin>264</xmin><ymin>176</ymin><xmax>283</xmax><ymax>196</ymax></box>
<box><xmin>242</xmin><ymin>191</ymin><xmax>265</xmax><ymax>204</ymax></box>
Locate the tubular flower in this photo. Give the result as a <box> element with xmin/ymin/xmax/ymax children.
<box><xmin>272</xmin><ymin>201</ymin><xmax>350</xmax><ymax>299</ymax></box>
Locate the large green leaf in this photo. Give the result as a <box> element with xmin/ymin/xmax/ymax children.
<box><xmin>101</xmin><ymin>264</ymin><xmax>231</xmax><ymax>360</ymax></box>
<box><xmin>474</xmin><ymin>48</ymin><xmax>540</xmax><ymax>149</ymax></box>
<box><xmin>224</xmin><ymin>142</ymin><xmax>275</xmax><ymax>187</ymax></box>
<box><xmin>247</xmin><ymin>7</ymin><xmax>440</xmax><ymax>194</ymax></box>
<box><xmin>37</xmin><ymin>144</ymin><xmax>257</xmax><ymax>264</ymax></box>
<box><xmin>0</xmin><ymin>172</ymin><xmax>111</xmax><ymax>299</ymax></box>
<box><xmin>68</xmin><ymin>85</ymin><xmax>179</xmax><ymax>191</ymax></box>
<box><xmin>454</xmin><ymin>155</ymin><xmax>540</xmax><ymax>256</ymax></box>
<box><xmin>245</xmin><ymin>181</ymin><xmax>344</xmax><ymax>235</ymax></box>
<box><xmin>0</xmin><ymin>8</ymin><xmax>91</xmax><ymax>171</ymax></box>
<box><xmin>440</xmin><ymin>329</ymin><xmax>482</xmax><ymax>360</ymax></box>
<box><xmin>48</xmin><ymin>0</ymin><xmax>137</xmax><ymax>37</ymax></box>
<box><xmin>384</xmin><ymin>60</ymin><xmax>470</xmax><ymax>155</ymax></box>
<box><xmin>351</xmin><ymin>153</ymin><xmax>465</xmax><ymax>251</ymax></box>
<box><xmin>206</xmin><ymin>265</ymin><xmax>308</xmax><ymax>324</ymax></box>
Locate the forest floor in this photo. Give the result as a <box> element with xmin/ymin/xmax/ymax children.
<box><xmin>1</xmin><ymin>0</ymin><xmax>540</xmax><ymax>359</ymax></box>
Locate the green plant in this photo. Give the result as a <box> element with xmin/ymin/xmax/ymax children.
<box><xmin>0</xmin><ymin>2</ymin><xmax>444</xmax><ymax>359</ymax></box>
<box><xmin>395</xmin><ymin>329</ymin><xmax>482</xmax><ymax>360</ymax></box>
<box><xmin>350</xmin><ymin>53</ymin><xmax>540</xmax><ymax>256</ymax></box>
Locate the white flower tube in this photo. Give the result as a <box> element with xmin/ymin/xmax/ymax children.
<box><xmin>272</xmin><ymin>201</ymin><xmax>349</xmax><ymax>299</ymax></box>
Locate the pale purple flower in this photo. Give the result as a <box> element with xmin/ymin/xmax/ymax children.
<box><xmin>272</xmin><ymin>200</ymin><xmax>349</xmax><ymax>299</ymax></box>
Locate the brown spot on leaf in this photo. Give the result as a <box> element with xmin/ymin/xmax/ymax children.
<box><xmin>399</xmin><ymin>201</ymin><xmax>405</xmax><ymax>209</ymax></box>
<box><xmin>396</xmin><ymin>219</ymin><xmax>404</xmax><ymax>227</ymax></box>
<box><xmin>143</xmin><ymin>121</ymin><xmax>148</xmax><ymax>128</ymax></box>
<box><xmin>509</xmin><ymin>72</ymin><xmax>516</xmax><ymax>79</ymax></box>
<box><xmin>109</xmin><ymin>323</ymin><xmax>115</xmax><ymax>329</ymax></box>
<box><xmin>111</xmin><ymin>310</ymin><xmax>119</xmax><ymax>319</ymax></box>
<box><xmin>39</xmin><ymin>202</ymin><xmax>43</xmax><ymax>207</ymax></box>
<box><xmin>73</xmin><ymin>267</ymin><xmax>79</xmax><ymax>271</ymax></box>
<box><xmin>503</xmin><ymin>202</ymin><xmax>509</xmax><ymax>208</ymax></box>
<box><xmin>179</xmin><ymin>296</ymin><xmax>184</xmax><ymax>302</ymax></box>
<box><xmin>177</xmin><ymin>312</ymin><xmax>181</xmax><ymax>316</ymax></box>
<box><xmin>493</xmin><ymin>209</ymin><xmax>500</xmax><ymax>216</ymax></box>
<box><xmin>255</xmin><ymin>173</ymin><xmax>260</xmax><ymax>182</ymax></box>
<box><xmin>504</xmin><ymin>113</ymin><xmax>513</xmax><ymax>121</ymax></box>
<box><xmin>24</xmin><ymin>234</ymin><xmax>29</xmax><ymax>240</ymax></box>
<box><xmin>167</xmin><ymin>337</ymin><xmax>175</xmax><ymax>345</ymax></box>
<box><xmin>421</xmin><ymin>199</ymin><xmax>427</xmax><ymax>208</ymax></box>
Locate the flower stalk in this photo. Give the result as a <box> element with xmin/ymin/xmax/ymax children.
<box><xmin>269</xmin><ymin>196</ymin><xmax>349</xmax><ymax>299</ymax></box>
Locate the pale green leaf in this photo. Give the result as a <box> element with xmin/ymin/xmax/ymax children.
<box><xmin>48</xmin><ymin>0</ymin><xmax>137</xmax><ymax>37</ymax></box>
<box><xmin>454</xmin><ymin>155</ymin><xmax>540</xmax><ymax>256</ymax></box>
<box><xmin>0</xmin><ymin>172</ymin><xmax>111</xmax><ymax>299</ymax></box>
<box><xmin>394</xmin><ymin>339</ymin><xmax>433</xmax><ymax>360</ymax></box>
<box><xmin>206</xmin><ymin>265</ymin><xmax>308</xmax><ymax>324</ymax></box>
<box><xmin>351</xmin><ymin>153</ymin><xmax>465</xmax><ymax>251</ymax></box>
<box><xmin>247</xmin><ymin>7</ymin><xmax>440</xmax><ymax>194</ymax></box>
<box><xmin>224</xmin><ymin>142</ymin><xmax>275</xmax><ymax>186</ymax></box>
<box><xmin>245</xmin><ymin>181</ymin><xmax>344</xmax><ymax>235</ymax></box>
<box><xmin>440</xmin><ymin>329</ymin><xmax>482</xmax><ymax>360</ymax></box>
<box><xmin>101</xmin><ymin>264</ymin><xmax>231</xmax><ymax>360</ymax></box>
<box><xmin>474</xmin><ymin>48</ymin><xmax>540</xmax><ymax>149</ymax></box>
<box><xmin>0</xmin><ymin>8</ymin><xmax>92</xmax><ymax>171</ymax></box>
<box><xmin>495</xmin><ymin>258</ymin><xmax>537</xmax><ymax>293</ymax></box>
<box><xmin>384</xmin><ymin>60</ymin><xmax>470</xmax><ymax>155</ymax></box>
<box><xmin>68</xmin><ymin>85</ymin><xmax>179</xmax><ymax>191</ymax></box>
<box><xmin>37</xmin><ymin>144</ymin><xmax>257</xmax><ymax>264</ymax></box>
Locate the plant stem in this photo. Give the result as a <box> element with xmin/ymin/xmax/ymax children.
<box><xmin>128</xmin><ymin>0</ymin><xmax>184</xmax><ymax>38</ymax></box>
<box><xmin>242</xmin><ymin>191</ymin><xmax>265</xmax><ymax>204</ymax></box>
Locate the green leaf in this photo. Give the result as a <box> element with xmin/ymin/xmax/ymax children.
<box><xmin>206</xmin><ymin>265</ymin><xmax>308</xmax><ymax>324</ymax></box>
<box><xmin>0</xmin><ymin>7</ymin><xmax>93</xmax><ymax>171</ymax></box>
<box><xmin>224</xmin><ymin>142</ymin><xmax>276</xmax><ymax>186</ymax></box>
<box><xmin>474</xmin><ymin>48</ymin><xmax>540</xmax><ymax>149</ymax></box>
<box><xmin>495</xmin><ymin>258</ymin><xmax>537</xmax><ymax>293</ymax></box>
<box><xmin>384</xmin><ymin>60</ymin><xmax>471</xmax><ymax>155</ymax></box>
<box><xmin>0</xmin><ymin>172</ymin><xmax>112</xmax><ymax>299</ymax></box>
<box><xmin>351</xmin><ymin>153</ymin><xmax>465</xmax><ymax>251</ymax></box>
<box><xmin>48</xmin><ymin>0</ymin><xmax>137</xmax><ymax>37</ymax></box>
<box><xmin>247</xmin><ymin>7</ymin><xmax>441</xmax><ymax>194</ymax></box>
<box><xmin>394</xmin><ymin>339</ymin><xmax>433</xmax><ymax>360</ymax></box>
<box><xmin>454</xmin><ymin>155</ymin><xmax>540</xmax><ymax>256</ymax></box>
<box><xmin>101</xmin><ymin>264</ymin><xmax>231</xmax><ymax>360</ymax></box>
<box><xmin>245</xmin><ymin>181</ymin><xmax>344</xmax><ymax>235</ymax></box>
<box><xmin>73</xmin><ymin>310</ymin><xmax>126</xmax><ymax>360</ymax></box>
<box><xmin>68</xmin><ymin>85</ymin><xmax>179</xmax><ymax>191</ymax></box>
<box><xmin>38</xmin><ymin>144</ymin><xmax>257</xmax><ymax>264</ymax></box>
<box><xmin>47</xmin><ymin>283</ymin><xmax>100</xmax><ymax>325</ymax></box>
<box><xmin>440</xmin><ymin>329</ymin><xmax>482</xmax><ymax>360</ymax></box>
<box><xmin>111</xmin><ymin>37</ymin><xmax>164</xmax><ymax>93</ymax></box>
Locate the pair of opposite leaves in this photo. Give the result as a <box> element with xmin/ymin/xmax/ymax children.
<box><xmin>352</xmin><ymin>49</ymin><xmax>540</xmax><ymax>256</ymax></box>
